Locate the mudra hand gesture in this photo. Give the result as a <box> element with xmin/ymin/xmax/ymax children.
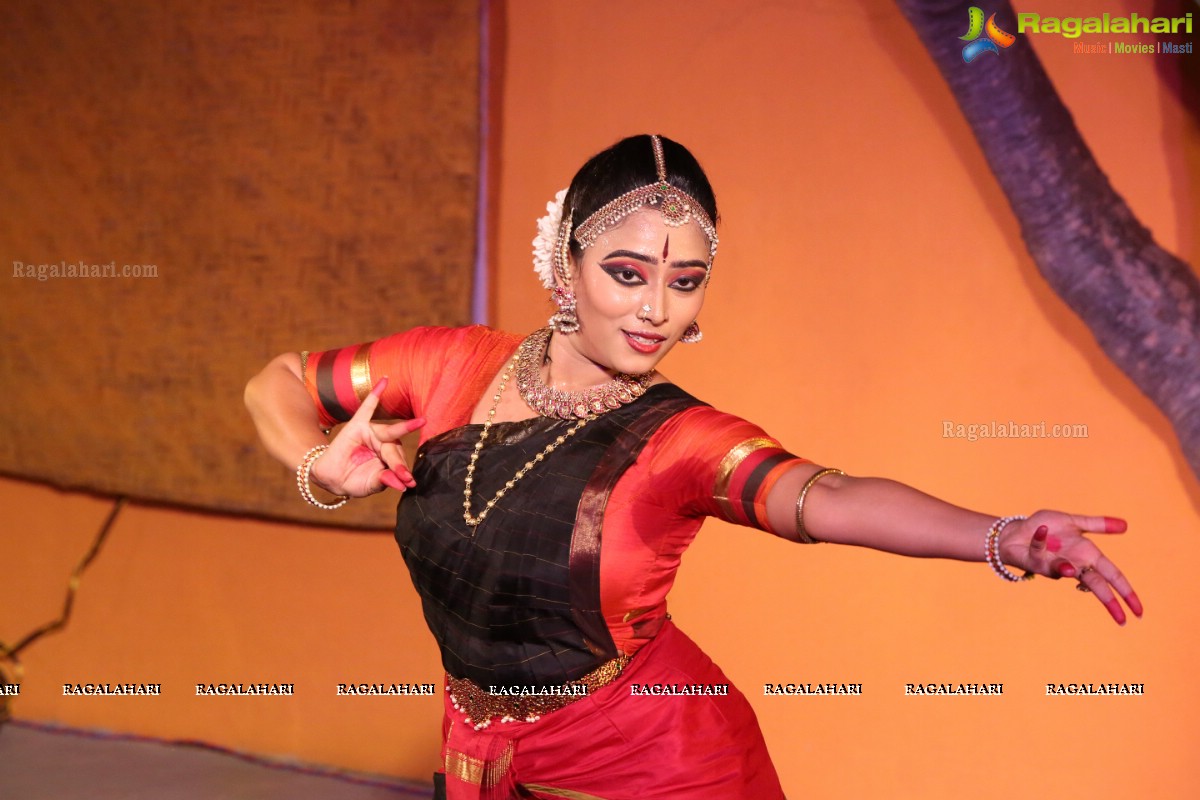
<box><xmin>308</xmin><ymin>378</ymin><xmax>425</xmax><ymax>499</ymax></box>
<box><xmin>999</xmin><ymin>511</ymin><xmax>1142</xmax><ymax>625</ymax></box>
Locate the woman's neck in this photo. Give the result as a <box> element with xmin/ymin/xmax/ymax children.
<box><xmin>543</xmin><ymin>332</ymin><xmax>617</xmax><ymax>390</ymax></box>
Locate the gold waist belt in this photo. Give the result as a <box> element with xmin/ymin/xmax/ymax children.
<box><xmin>447</xmin><ymin>654</ymin><xmax>632</xmax><ymax>730</ymax></box>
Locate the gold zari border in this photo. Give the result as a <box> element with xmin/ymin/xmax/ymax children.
<box><xmin>445</xmin><ymin>749</ymin><xmax>483</xmax><ymax>786</ymax></box>
<box><xmin>350</xmin><ymin>343</ymin><xmax>373</xmax><ymax>402</ymax></box>
<box><xmin>521</xmin><ymin>783</ymin><xmax>611</xmax><ymax>800</ymax></box>
<box><xmin>713</xmin><ymin>437</ymin><xmax>777</xmax><ymax>520</ymax></box>
<box><xmin>445</xmin><ymin>737</ymin><xmax>514</xmax><ymax>788</ymax></box>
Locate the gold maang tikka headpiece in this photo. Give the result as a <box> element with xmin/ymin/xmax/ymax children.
<box><xmin>552</xmin><ymin>135</ymin><xmax>718</xmax><ymax>286</ymax></box>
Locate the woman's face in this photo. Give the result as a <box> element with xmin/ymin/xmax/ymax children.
<box><xmin>561</xmin><ymin>207</ymin><xmax>710</xmax><ymax>377</ymax></box>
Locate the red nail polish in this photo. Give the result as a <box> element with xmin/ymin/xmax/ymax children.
<box><xmin>1128</xmin><ymin>591</ymin><xmax>1144</xmax><ymax>617</ymax></box>
<box><xmin>1106</xmin><ymin>599</ymin><xmax>1126</xmax><ymax>625</ymax></box>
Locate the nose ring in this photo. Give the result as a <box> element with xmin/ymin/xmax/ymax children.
<box><xmin>638</xmin><ymin>304</ymin><xmax>653</xmax><ymax>321</ymax></box>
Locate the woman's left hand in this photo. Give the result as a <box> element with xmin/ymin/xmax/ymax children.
<box><xmin>999</xmin><ymin>511</ymin><xmax>1143</xmax><ymax>625</ymax></box>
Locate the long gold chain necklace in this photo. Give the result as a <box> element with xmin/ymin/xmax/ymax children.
<box><xmin>462</xmin><ymin>345</ymin><xmax>589</xmax><ymax>528</ymax></box>
<box><xmin>461</xmin><ymin>329</ymin><xmax>653</xmax><ymax>529</ymax></box>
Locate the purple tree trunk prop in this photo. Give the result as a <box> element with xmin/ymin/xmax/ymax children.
<box><xmin>896</xmin><ymin>0</ymin><xmax>1200</xmax><ymax>482</ymax></box>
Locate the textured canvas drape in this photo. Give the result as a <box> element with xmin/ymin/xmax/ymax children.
<box><xmin>0</xmin><ymin>0</ymin><xmax>483</xmax><ymax>528</ymax></box>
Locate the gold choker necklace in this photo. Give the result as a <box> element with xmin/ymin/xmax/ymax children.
<box><xmin>462</xmin><ymin>328</ymin><xmax>654</xmax><ymax>529</ymax></box>
<box><xmin>515</xmin><ymin>327</ymin><xmax>654</xmax><ymax>420</ymax></box>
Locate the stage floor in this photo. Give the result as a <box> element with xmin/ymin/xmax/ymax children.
<box><xmin>0</xmin><ymin>721</ymin><xmax>432</xmax><ymax>800</ymax></box>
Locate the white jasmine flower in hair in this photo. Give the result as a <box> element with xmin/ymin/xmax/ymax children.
<box><xmin>532</xmin><ymin>189</ymin><xmax>568</xmax><ymax>289</ymax></box>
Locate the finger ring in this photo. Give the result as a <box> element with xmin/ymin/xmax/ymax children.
<box><xmin>1075</xmin><ymin>565</ymin><xmax>1094</xmax><ymax>592</ymax></box>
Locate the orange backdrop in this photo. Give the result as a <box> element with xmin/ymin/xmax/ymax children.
<box><xmin>3</xmin><ymin>1</ymin><xmax>1198</xmax><ymax>797</ymax></box>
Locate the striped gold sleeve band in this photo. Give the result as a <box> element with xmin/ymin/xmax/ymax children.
<box><xmin>713</xmin><ymin>437</ymin><xmax>778</xmax><ymax>521</ymax></box>
<box><xmin>349</xmin><ymin>342</ymin><xmax>373</xmax><ymax>401</ymax></box>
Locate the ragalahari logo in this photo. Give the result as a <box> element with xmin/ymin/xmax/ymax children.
<box><xmin>960</xmin><ymin>6</ymin><xmax>1017</xmax><ymax>62</ymax></box>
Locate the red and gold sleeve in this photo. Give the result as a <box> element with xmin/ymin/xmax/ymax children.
<box><xmin>300</xmin><ymin>325</ymin><xmax>517</xmax><ymax>430</ymax></box>
<box><xmin>300</xmin><ymin>325</ymin><xmax>472</xmax><ymax>428</ymax></box>
<box><xmin>302</xmin><ymin>342</ymin><xmax>376</xmax><ymax>428</ymax></box>
<box><xmin>711</xmin><ymin>436</ymin><xmax>807</xmax><ymax>534</ymax></box>
<box><xmin>657</xmin><ymin>406</ymin><xmax>808</xmax><ymax>536</ymax></box>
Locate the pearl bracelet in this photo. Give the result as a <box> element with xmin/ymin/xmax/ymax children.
<box><xmin>985</xmin><ymin>515</ymin><xmax>1035</xmax><ymax>582</ymax></box>
<box><xmin>296</xmin><ymin>445</ymin><xmax>348</xmax><ymax>510</ymax></box>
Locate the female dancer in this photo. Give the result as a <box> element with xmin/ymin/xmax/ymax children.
<box><xmin>245</xmin><ymin>134</ymin><xmax>1141</xmax><ymax>799</ymax></box>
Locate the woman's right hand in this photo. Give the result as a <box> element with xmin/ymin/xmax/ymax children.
<box><xmin>309</xmin><ymin>378</ymin><xmax>425</xmax><ymax>498</ymax></box>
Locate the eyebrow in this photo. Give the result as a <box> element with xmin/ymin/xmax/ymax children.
<box><xmin>599</xmin><ymin>250</ymin><xmax>708</xmax><ymax>270</ymax></box>
<box><xmin>600</xmin><ymin>249</ymin><xmax>656</xmax><ymax>265</ymax></box>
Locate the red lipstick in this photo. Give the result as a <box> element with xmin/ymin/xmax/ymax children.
<box><xmin>623</xmin><ymin>329</ymin><xmax>666</xmax><ymax>354</ymax></box>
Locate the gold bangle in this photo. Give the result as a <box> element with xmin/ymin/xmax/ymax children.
<box><xmin>795</xmin><ymin>467</ymin><xmax>844</xmax><ymax>544</ymax></box>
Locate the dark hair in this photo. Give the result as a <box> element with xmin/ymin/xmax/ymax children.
<box><xmin>563</xmin><ymin>134</ymin><xmax>718</xmax><ymax>258</ymax></box>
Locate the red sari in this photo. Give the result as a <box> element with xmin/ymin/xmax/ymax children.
<box><xmin>305</xmin><ymin>326</ymin><xmax>805</xmax><ymax>799</ymax></box>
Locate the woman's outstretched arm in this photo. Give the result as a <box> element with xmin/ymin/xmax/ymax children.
<box><xmin>764</xmin><ymin>466</ymin><xmax>1143</xmax><ymax>625</ymax></box>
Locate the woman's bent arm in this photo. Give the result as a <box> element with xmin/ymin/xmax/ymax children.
<box><xmin>244</xmin><ymin>355</ymin><xmax>423</xmax><ymax>499</ymax></box>
<box><xmin>244</xmin><ymin>353</ymin><xmax>329</xmax><ymax>470</ymax></box>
